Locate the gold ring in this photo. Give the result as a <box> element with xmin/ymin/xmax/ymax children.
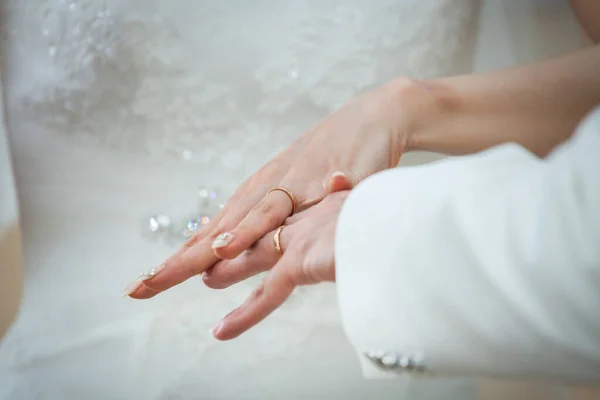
<box><xmin>273</xmin><ymin>226</ymin><xmax>285</xmax><ymax>257</ymax></box>
<box><xmin>267</xmin><ymin>187</ymin><xmax>297</xmax><ymax>216</ymax></box>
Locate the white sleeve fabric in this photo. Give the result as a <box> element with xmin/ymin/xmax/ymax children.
<box><xmin>335</xmin><ymin>107</ymin><xmax>600</xmax><ymax>383</ymax></box>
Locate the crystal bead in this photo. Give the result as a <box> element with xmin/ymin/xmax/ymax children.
<box><xmin>398</xmin><ymin>356</ymin><xmax>411</xmax><ymax>368</ymax></box>
<box><xmin>148</xmin><ymin>215</ymin><xmax>171</xmax><ymax>232</ymax></box>
<box><xmin>142</xmin><ymin>186</ymin><xmax>222</xmax><ymax>245</ymax></box>
<box><xmin>182</xmin><ymin>216</ymin><xmax>210</xmax><ymax>237</ymax></box>
<box><xmin>198</xmin><ymin>188</ymin><xmax>217</xmax><ymax>199</ymax></box>
<box><xmin>381</xmin><ymin>354</ymin><xmax>398</xmax><ymax>367</ymax></box>
<box><xmin>366</xmin><ymin>350</ymin><xmax>385</xmax><ymax>360</ymax></box>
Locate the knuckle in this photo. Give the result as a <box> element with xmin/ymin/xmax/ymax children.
<box><xmin>183</xmin><ymin>233</ymin><xmax>201</xmax><ymax>248</ymax></box>
<box><xmin>257</xmin><ymin>198</ymin><xmax>276</xmax><ymax>216</ymax></box>
<box><xmin>263</xmin><ymin>211</ymin><xmax>283</xmax><ymax>227</ymax></box>
<box><xmin>251</xmin><ymin>282</ymin><xmax>266</xmax><ymax>300</ymax></box>
<box><xmin>281</xmin><ymin>267</ymin><xmax>300</xmax><ymax>288</ymax></box>
<box><xmin>208</xmin><ymin>225</ymin><xmax>226</xmax><ymax>240</ymax></box>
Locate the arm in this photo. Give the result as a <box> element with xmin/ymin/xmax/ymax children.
<box><xmin>402</xmin><ymin>0</ymin><xmax>600</xmax><ymax>159</ymax></box>
<box><xmin>570</xmin><ymin>0</ymin><xmax>600</xmax><ymax>42</ymax></box>
<box><xmin>404</xmin><ymin>44</ymin><xmax>600</xmax><ymax>158</ymax></box>
<box><xmin>335</xmin><ymin>107</ymin><xmax>600</xmax><ymax>382</ymax></box>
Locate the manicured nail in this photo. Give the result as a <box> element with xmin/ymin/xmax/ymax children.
<box><xmin>122</xmin><ymin>277</ymin><xmax>145</xmax><ymax>297</ymax></box>
<box><xmin>212</xmin><ymin>232</ymin><xmax>233</xmax><ymax>249</ymax></box>
<box><xmin>210</xmin><ymin>321</ymin><xmax>223</xmax><ymax>336</ymax></box>
<box><xmin>121</xmin><ymin>268</ymin><xmax>158</xmax><ymax>297</ymax></box>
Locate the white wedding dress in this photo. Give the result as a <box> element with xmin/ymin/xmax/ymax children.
<box><xmin>0</xmin><ymin>0</ymin><xmax>582</xmax><ymax>399</ymax></box>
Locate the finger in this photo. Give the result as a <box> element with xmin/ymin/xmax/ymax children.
<box><xmin>203</xmin><ymin>224</ymin><xmax>292</xmax><ymax>289</ymax></box>
<box><xmin>211</xmin><ymin>189</ymin><xmax>294</xmax><ymax>260</ymax></box>
<box><xmin>328</xmin><ymin>171</ymin><xmax>355</xmax><ymax>193</ymax></box>
<box><xmin>128</xmin><ymin>189</ymin><xmax>268</xmax><ymax>299</ymax></box>
<box><xmin>128</xmin><ymin>240</ymin><xmax>218</xmax><ymax>299</ymax></box>
<box><xmin>136</xmin><ymin>178</ymin><xmax>252</xmax><ymax>285</ymax></box>
<box><xmin>125</xmin><ymin>146</ymin><xmax>301</xmax><ymax>299</ymax></box>
<box><xmin>211</xmin><ymin>258</ymin><xmax>297</xmax><ymax>341</ymax></box>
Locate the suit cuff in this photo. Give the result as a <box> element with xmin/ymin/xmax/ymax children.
<box><xmin>333</xmin><ymin>144</ymin><xmax>541</xmax><ymax>380</ymax></box>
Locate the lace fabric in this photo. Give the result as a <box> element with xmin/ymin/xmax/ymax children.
<box><xmin>3</xmin><ymin>0</ymin><xmax>478</xmax><ymax>167</ymax></box>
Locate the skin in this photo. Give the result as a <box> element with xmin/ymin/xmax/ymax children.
<box><xmin>126</xmin><ymin>3</ymin><xmax>600</xmax><ymax>341</ymax></box>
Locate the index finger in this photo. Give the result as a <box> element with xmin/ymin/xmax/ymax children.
<box><xmin>125</xmin><ymin>189</ymin><xmax>266</xmax><ymax>299</ymax></box>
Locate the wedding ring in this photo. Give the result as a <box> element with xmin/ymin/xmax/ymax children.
<box><xmin>273</xmin><ymin>226</ymin><xmax>285</xmax><ymax>257</ymax></box>
<box><xmin>267</xmin><ymin>187</ymin><xmax>297</xmax><ymax>216</ymax></box>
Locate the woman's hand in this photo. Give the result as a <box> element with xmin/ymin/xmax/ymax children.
<box><xmin>205</xmin><ymin>190</ymin><xmax>349</xmax><ymax>340</ymax></box>
<box><xmin>125</xmin><ymin>78</ymin><xmax>433</xmax><ymax>299</ymax></box>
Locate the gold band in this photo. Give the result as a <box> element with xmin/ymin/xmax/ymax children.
<box><xmin>267</xmin><ymin>187</ymin><xmax>297</xmax><ymax>216</ymax></box>
<box><xmin>273</xmin><ymin>226</ymin><xmax>285</xmax><ymax>257</ymax></box>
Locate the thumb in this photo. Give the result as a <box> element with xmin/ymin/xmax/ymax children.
<box><xmin>327</xmin><ymin>171</ymin><xmax>355</xmax><ymax>193</ymax></box>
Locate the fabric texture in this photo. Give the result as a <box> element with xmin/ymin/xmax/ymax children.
<box><xmin>336</xmin><ymin>107</ymin><xmax>600</xmax><ymax>384</ymax></box>
<box><xmin>0</xmin><ymin>0</ymin><xmax>583</xmax><ymax>399</ymax></box>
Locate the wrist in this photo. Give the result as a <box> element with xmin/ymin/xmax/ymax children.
<box><xmin>382</xmin><ymin>77</ymin><xmax>457</xmax><ymax>154</ymax></box>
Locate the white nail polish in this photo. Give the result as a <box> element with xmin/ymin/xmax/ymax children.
<box><xmin>141</xmin><ymin>268</ymin><xmax>158</xmax><ymax>279</ymax></box>
<box><xmin>210</xmin><ymin>321</ymin><xmax>223</xmax><ymax>336</ymax></box>
<box><xmin>122</xmin><ymin>277</ymin><xmax>144</xmax><ymax>297</ymax></box>
<box><xmin>212</xmin><ymin>232</ymin><xmax>234</xmax><ymax>249</ymax></box>
<box><xmin>121</xmin><ymin>268</ymin><xmax>157</xmax><ymax>297</ymax></box>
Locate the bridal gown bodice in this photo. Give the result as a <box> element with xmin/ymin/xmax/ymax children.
<box><xmin>0</xmin><ymin>0</ymin><xmax>509</xmax><ymax>399</ymax></box>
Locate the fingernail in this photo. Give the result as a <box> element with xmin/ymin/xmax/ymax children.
<box><xmin>122</xmin><ymin>277</ymin><xmax>144</xmax><ymax>297</ymax></box>
<box><xmin>332</xmin><ymin>171</ymin><xmax>346</xmax><ymax>178</ymax></box>
<box><xmin>212</xmin><ymin>232</ymin><xmax>234</xmax><ymax>249</ymax></box>
<box><xmin>121</xmin><ymin>268</ymin><xmax>158</xmax><ymax>297</ymax></box>
<box><xmin>210</xmin><ymin>321</ymin><xmax>223</xmax><ymax>336</ymax></box>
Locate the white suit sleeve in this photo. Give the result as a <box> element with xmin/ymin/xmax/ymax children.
<box><xmin>335</xmin><ymin>108</ymin><xmax>600</xmax><ymax>383</ymax></box>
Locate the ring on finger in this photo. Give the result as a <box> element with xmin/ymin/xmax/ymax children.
<box><xmin>273</xmin><ymin>226</ymin><xmax>285</xmax><ymax>257</ymax></box>
<box><xmin>267</xmin><ymin>187</ymin><xmax>297</xmax><ymax>216</ymax></box>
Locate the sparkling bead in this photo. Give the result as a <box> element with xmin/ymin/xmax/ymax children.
<box><xmin>141</xmin><ymin>268</ymin><xmax>157</xmax><ymax>278</ymax></box>
<box><xmin>148</xmin><ymin>215</ymin><xmax>171</xmax><ymax>232</ymax></box>
<box><xmin>398</xmin><ymin>356</ymin><xmax>411</xmax><ymax>368</ymax></box>
<box><xmin>142</xmin><ymin>187</ymin><xmax>222</xmax><ymax>245</ymax></box>
<box><xmin>366</xmin><ymin>350</ymin><xmax>385</xmax><ymax>360</ymax></box>
<box><xmin>182</xmin><ymin>216</ymin><xmax>210</xmax><ymax>237</ymax></box>
<box><xmin>381</xmin><ymin>354</ymin><xmax>398</xmax><ymax>367</ymax></box>
<box><xmin>198</xmin><ymin>188</ymin><xmax>218</xmax><ymax>199</ymax></box>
